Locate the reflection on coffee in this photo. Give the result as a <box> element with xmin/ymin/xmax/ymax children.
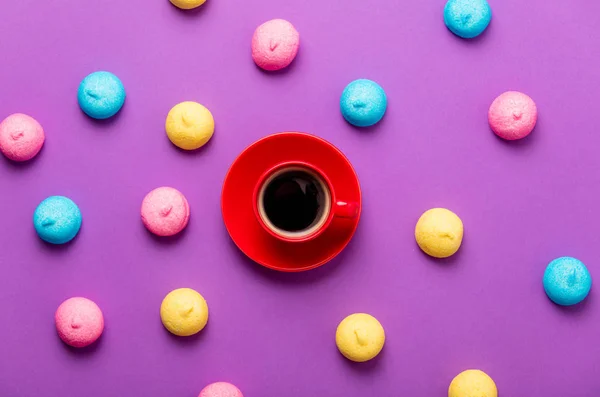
<box><xmin>262</xmin><ymin>170</ymin><xmax>326</xmax><ymax>232</ymax></box>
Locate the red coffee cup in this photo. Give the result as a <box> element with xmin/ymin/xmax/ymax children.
<box><xmin>253</xmin><ymin>161</ymin><xmax>359</xmax><ymax>243</ymax></box>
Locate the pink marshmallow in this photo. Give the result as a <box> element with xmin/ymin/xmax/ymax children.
<box><xmin>0</xmin><ymin>113</ymin><xmax>45</xmax><ymax>161</ymax></box>
<box><xmin>199</xmin><ymin>382</ymin><xmax>244</xmax><ymax>397</ymax></box>
<box><xmin>55</xmin><ymin>297</ymin><xmax>104</xmax><ymax>348</ymax></box>
<box><xmin>251</xmin><ymin>19</ymin><xmax>299</xmax><ymax>71</ymax></box>
<box><xmin>488</xmin><ymin>91</ymin><xmax>537</xmax><ymax>140</ymax></box>
<box><xmin>141</xmin><ymin>187</ymin><xmax>190</xmax><ymax>237</ymax></box>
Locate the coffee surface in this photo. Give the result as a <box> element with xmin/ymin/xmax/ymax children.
<box><xmin>262</xmin><ymin>171</ymin><xmax>323</xmax><ymax>232</ymax></box>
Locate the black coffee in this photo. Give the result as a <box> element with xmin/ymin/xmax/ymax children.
<box><xmin>262</xmin><ymin>171</ymin><xmax>324</xmax><ymax>232</ymax></box>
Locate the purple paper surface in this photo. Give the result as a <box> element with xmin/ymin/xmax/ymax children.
<box><xmin>1</xmin><ymin>0</ymin><xmax>600</xmax><ymax>396</ymax></box>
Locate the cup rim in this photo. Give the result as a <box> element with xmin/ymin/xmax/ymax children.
<box><xmin>252</xmin><ymin>161</ymin><xmax>336</xmax><ymax>243</ymax></box>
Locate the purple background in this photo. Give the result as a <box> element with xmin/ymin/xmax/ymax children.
<box><xmin>1</xmin><ymin>0</ymin><xmax>599</xmax><ymax>395</ymax></box>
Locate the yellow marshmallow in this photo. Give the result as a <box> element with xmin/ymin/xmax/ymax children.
<box><xmin>169</xmin><ymin>0</ymin><xmax>207</xmax><ymax>10</ymax></box>
<box><xmin>165</xmin><ymin>101</ymin><xmax>214</xmax><ymax>150</ymax></box>
<box><xmin>448</xmin><ymin>369</ymin><xmax>497</xmax><ymax>397</ymax></box>
<box><xmin>415</xmin><ymin>208</ymin><xmax>463</xmax><ymax>258</ymax></box>
<box><xmin>160</xmin><ymin>288</ymin><xmax>208</xmax><ymax>337</ymax></box>
<box><xmin>335</xmin><ymin>313</ymin><xmax>385</xmax><ymax>362</ymax></box>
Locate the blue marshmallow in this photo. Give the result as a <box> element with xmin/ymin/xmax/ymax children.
<box><xmin>78</xmin><ymin>71</ymin><xmax>126</xmax><ymax>119</ymax></box>
<box><xmin>34</xmin><ymin>196</ymin><xmax>82</xmax><ymax>245</ymax></box>
<box><xmin>543</xmin><ymin>257</ymin><xmax>592</xmax><ymax>306</ymax></box>
<box><xmin>444</xmin><ymin>0</ymin><xmax>492</xmax><ymax>39</ymax></box>
<box><xmin>340</xmin><ymin>79</ymin><xmax>387</xmax><ymax>128</ymax></box>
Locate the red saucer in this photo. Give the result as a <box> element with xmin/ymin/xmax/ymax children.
<box><xmin>221</xmin><ymin>132</ymin><xmax>362</xmax><ymax>272</ymax></box>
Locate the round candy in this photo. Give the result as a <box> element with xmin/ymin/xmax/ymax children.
<box><xmin>170</xmin><ymin>0</ymin><xmax>206</xmax><ymax>10</ymax></box>
<box><xmin>55</xmin><ymin>297</ymin><xmax>104</xmax><ymax>348</ymax></box>
<box><xmin>0</xmin><ymin>113</ymin><xmax>45</xmax><ymax>162</ymax></box>
<box><xmin>444</xmin><ymin>0</ymin><xmax>492</xmax><ymax>39</ymax></box>
<box><xmin>415</xmin><ymin>208</ymin><xmax>463</xmax><ymax>258</ymax></box>
<box><xmin>335</xmin><ymin>313</ymin><xmax>385</xmax><ymax>362</ymax></box>
<box><xmin>199</xmin><ymin>382</ymin><xmax>244</xmax><ymax>397</ymax></box>
<box><xmin>165</xmin><ymin>102</ymin><xmax>215</xmax><ymax>150</ymax></box>
<box><xmin>543</xmin><ymin>257</ymin><xmax>592</xmax><ymax>306</ymax></box>
<box><xmin>78</xmin><ymin>71</ymin><xmax>126</xmax><ymax>119</ymax></box>
<box><xmin>141</xmin><ymin>187</ymin><xmax>190</xmax><ymax>237</ymax></box>
<box><xmin>34</xmin><ymin>196</ymin><xmax>82</xmax><ymax>245</ymax></box>
<box><xmin>488</xmin><ymin>91</ymin><xmax>537</xmax><ymax>140</ymax></box>
<box><xmin>160</xmin><ymin>288</ymin><xmax>208</xmax><ymax>337</ymax></box>
<box><xmin>448</xmin><ymin>369</ymin><xmax>497</xmax><ymax>397</ymax></box>
<box><xmin>251</xmin><ymin>19</ymin><xmax>300</xmax><ymax>71</ymax></box>
<box><xmin>340</xmin><ymin>79</ymin><xmax>387</xmax><ymax>127</ymax></box>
